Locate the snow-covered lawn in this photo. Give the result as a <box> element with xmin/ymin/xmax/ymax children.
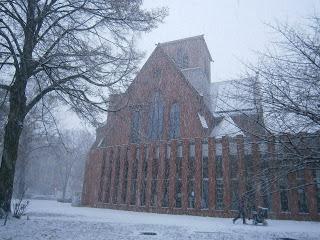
<box><xmin>1</xmin><ymin>200</ymin><xmax>319</xmax><ymax>240</ymax></box>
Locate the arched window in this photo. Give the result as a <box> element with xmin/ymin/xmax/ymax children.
<box><xmin>169</xmin><ymin>103</ymin><xmax>180</xmax><ymax>139</ymax></box>
<box><xmin>148</xmin><ymin>92</ymin><xmax>164</xmax><ymax>140</ymax></box>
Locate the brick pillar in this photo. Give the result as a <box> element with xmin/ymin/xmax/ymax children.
<box><xmin>135</xmin><ymin>144</ymin><xmax>144</xmax><ymax>206</ymax></box>
<box><xmin>222</xmin><ymin>136</ymin><xmax>230</xmax><ymax>212</ymax></box>
<box><xmin>100</xmin><ymin>149</ymin><xmax>109</xmax><ymax>203</ymax></box>
<box><xmin>272</xmin><ymin>184</ymin><xmax>281</xmax><ymax>217</ymax></box>
<box><xmin>237</xmin><ymin>136</ymin><xmax>245</xmax><ymax>197</ymax></box>
<box><xmin>117</xmin><ymin>146</ymin><xmax>126</xmax><ymax>204</ymax></box>
<box><xmin>252</xmin><ymin>139</ymin><xmax>261</xmax><ymax>208</ymax></box>
<box><xmin>93</xmin><ymin>149</ymin><xmax>102</xmax><ymax>205</ymax></box>
<box><xmin>109</xmin><ymin>147</ymin><xmax>117</xmax><ymax>204</ymax></box>
<box><xmin>82</xmin><ymin>150</ymin><xmax>94</xmax><ymax>205</ymax></box>
<box><xmin>126</xmin><ymin>145</ymin><xmax>135</xmax><ymax>205</ymax></box>
<box><xmin>194</xmin><ymin>138</ymin><xmax>202</xmax><ymax>210</ymax></box>
<box><xmin>305</xmin><ymin>168</ymin><xmax>317</xmax><ymax>219</ymax></box>
<box><xmin>85</xmin><ymin>150</ymin><xmax>94</xmax><ymax>205</ymax></box>
<box><xmin>145</xmin><ymin>143</ymin><xmax>154</xmax><ymax>209</ymax></box>
<box><xmin>208</xmin><ymin>137</ymin><xmax>216</xmax><ymax>210</ymax></box>
<box><xmin>181</xmin><ymin>139</ymin><xmax>189</xmax><ymax>210</ymax></box>
<box><xmin>93</xmin><ymin>149</ymin><xmax>103</xmax><ymax>205</ymax></box>
<box><xmin>157</xmin><ymin>142</ymin><xmax>166</xmax><ymax>208</ymax></box>
<box><xmin>288</xmin><ymin>173</ymin><xmax>298</xmax><ymax>216</ymax></box>
<box><xmin>98</xmin><ymin>149</ymin><xmax>107</xmax><ymax>203</ymax></box>
<box><xmin>270</xmin><ymin>137</ymin><xmax>280</xmax><ymax>216</ymax></box>
<box><xmin>103</xmin><ymin>147</ymin><xmax>112</xmax><ymax>203</ymax></box>
<box><xmin>91</xmin><ymin>150</ymin><xmax>98</xmax><ymax>205</ymax></box>
<box><xmin>169</xmin><ymin>140</ymin><xmax>177</xmax><ymax>209</ymax></box>
<box><xmin>96</xmin><ymin>149</ymin><xmax>105</xmax><ymax>204</ymax></box>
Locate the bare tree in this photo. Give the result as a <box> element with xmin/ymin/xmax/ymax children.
<box><xmin>1</xmin><ymin>86</ymin><xmax>64</xmax><ymax>199</ymax></box>
<box><xmin>54</xmin><ymin>129</ymin><xmax>93</xmax><ymax>201</ymax></box>
<box><xmin>224</xmin><ymin>17</ymin><xmax>320</xmax><ymax>204</ymax></box>
<box><xmin>0</xmin><ymin>0</ymin><xmax>167</xmax><ymax>212</ymax></box>
<box><xmin>13</xmin><ymin>102</ymin><xmax>58</xmax><ymax>198</ymax></box>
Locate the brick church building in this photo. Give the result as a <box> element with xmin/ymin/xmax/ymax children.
<box><xmin>82</xmin><ymin>35</ymin><xmax>320</xmax><ymax>221</ymax></box>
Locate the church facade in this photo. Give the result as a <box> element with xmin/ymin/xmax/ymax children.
<box><xmin>82</xmin><ymin>36</ymin><xmax>320</xmax><ymax>221</ymax></box>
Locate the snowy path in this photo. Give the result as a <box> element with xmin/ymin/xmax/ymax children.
<box><xmin>0</xmin><ymin>200</ymin><xmax>319</xmax><ymax>240</ymax></box>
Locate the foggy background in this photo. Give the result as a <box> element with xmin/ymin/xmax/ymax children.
<box><xmin>140</xmin><ymin>0</ymin><xmax>320</xmax><ymax>81</ymax></box>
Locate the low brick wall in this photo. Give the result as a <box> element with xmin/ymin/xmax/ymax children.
<box><xmin>82</xmin><ymin>136</ymin><xmax>320</xmax><ymax>221</ymax></box>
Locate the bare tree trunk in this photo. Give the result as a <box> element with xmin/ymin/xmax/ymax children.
<box><xmin>0</xmin><ymin>121</ymin><xmax>24</xmax><ymax>212</ymax></box>
<box><xmin>16</xmin><ymin>129</ymin><xmax>30</xmax><ymax>199</ymax></box>
<box><xmin>62</xmin><ymin>179</ymin><xmax>68</xmax><ymax>200</ymax></box>
<box><xmin>62</xmin><ymin>167</ymin><xmax>72</xmax><ymax>201</ymax></box>
<box><xmin>0</xmin><ymin>81</ymin><xmax>26</xmax><ymax>212</ymax></box>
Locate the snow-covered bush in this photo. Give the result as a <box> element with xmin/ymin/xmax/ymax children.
<box><xmin>12</xmin><ymin>199</ymin><xmax>29</xmax><ymax>219</ymax></box>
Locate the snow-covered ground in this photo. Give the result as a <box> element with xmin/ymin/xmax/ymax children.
<box><xmin>1</xmin><ymin>200</ymin><xmax>319</xmax><ymax>240</ymax></box>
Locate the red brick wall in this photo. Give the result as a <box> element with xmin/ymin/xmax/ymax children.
<box><xmin>82</xmin><ymin>136</ymin><xmax>320</xmax><ymax>221</ymax></box>
<box><xmin>82</xmin><ymin>148</ymin><xmax>104</xmax><ymax>206</ymax></box>
<box><xmin>101</xmin><ymin>46</ymin><xmax>213</xmax><ymax>147</ymax></box>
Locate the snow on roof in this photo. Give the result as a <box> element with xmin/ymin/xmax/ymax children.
<box><xmin>210</xmin><ymin>78</ymin><xmax>256</xmax><ymax>115</ymax></box>
<box><xmin>264</xmin><ymin>112</ymin><xmax>320</xmax><ymax>134</ymax></box>
<box><xmin>97</xmin><ymin>137</ymin><xmax>105</xmax><ymax>148</ymax></box>
<box><xmin>181</xmin><ymin>68</ymin><xmax>212</xmax><ymax>109</ymax></box>
<box><xmin>198</xmin><ymin>113</ymin><xmax>208</xmax><ymax>129</ymax></box>
<box><xmin>182</xmin><ymin>68</ymin><xmax>207</xmax><ymax>95</ymax></box>
<box><xmin>210</xmin><ymin>115</ymin><xmax>244</xmax><ymax>138</ymax></box>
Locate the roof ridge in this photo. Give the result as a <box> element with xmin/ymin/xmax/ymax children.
<box><xmin>159</xmin><ymin>35</ymin><xmax>204</xmax><ymax>45</ymax></box>
<box><xmin>211</xmin><ymin>77</ymin><xmax>256</xmax><ymax>85</ymax></box>
<box><xmin>181</xmin><ymin>67</ymin><xmax>202</xmax><ymax>71</ymax></box>
<box><xmin>158</xmin><ymin>35</ymin><xmax>213</xmax><ymax>61</ymax></box>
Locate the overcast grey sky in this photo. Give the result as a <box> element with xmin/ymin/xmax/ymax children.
<box><xmin>139</xmin><ymin>0</ymin><xmax>320</xmax><ymax>82</ymax></box>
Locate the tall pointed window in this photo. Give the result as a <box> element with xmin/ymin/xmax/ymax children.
<box><xmin>162</xmin><ymin>144</ymin><xmax>171</xmax><ymax>207</ymax></box>
<box><xmin>201</xmin><ymin>140</ymin><xmax>209</xmax><ymax>209</ymax></box>
<box><xmin>230</xmin><ymin>141</ymin><xmax>239</xmax><ymax>210</ymax></box>
<box><xmin>187</xmin><ymin>141</ymin><xmax>195</xmax><ymax>208</ymax></box>
<box><xmin>215</xmin><ymin>142</ymin><xmax>224</xmax><ymax>210</ymax></box>
<box><xmin>130</xmin><ymin>148</ymin><xmax>139</xmax><ymax>205</ymax></box>
<box><xmin>175</xmin><ymin>143</ymin><xmax>183</xmax><ymax>208</ymax></box>
<box><xmin>169</xmin><ymin>103</ymin><xmax>180</xmax><ymax>139</ymax></box>
<box><xmin>149</xmin><ymin>92</ymin><xmax>164</xmax><ymax>140</ymax></box>
<box><xmin>297</xmin><ymin>169</ymin><xmax>309</xmax><ymax>213</ymax></box>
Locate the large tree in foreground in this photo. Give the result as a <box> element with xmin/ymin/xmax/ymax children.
<box><xmin>0</xmin><ymin>0</ymin><xmax>167</xmax><ymax>212</ymax></box>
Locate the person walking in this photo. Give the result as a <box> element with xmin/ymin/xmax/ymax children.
<box><xmin>233</xmin><ymin>196</ymin><xmax>246</xmax><ymax>224</ymax></box>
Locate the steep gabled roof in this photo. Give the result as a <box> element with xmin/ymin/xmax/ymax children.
<box><xmin>210</xmin><ymin>78</ymin><xmax>257</xmax><ymax>115</ymax></box>
<box><xmin>210</xmin><ymin>115</ymin><xmax>244</xmax><ymax>138</ymax></box>
<box><xmin>124</xmin><ymin>44</ymin><xmax>207</xmax><ymax>109</ymax></box>
<box><xmin>181</xmin><ymin>67</ymin><xmax>208</xmax><ymax>96</ymax></box>
<box><xmin>156</xmin><ymin>45</ymin><xmax>207</xmax><ymax>101</ymax></box>
<box><xmin>159</xmin><ymin>35</ymin><xmax>213</xmax><ymax>61</ymax></box>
